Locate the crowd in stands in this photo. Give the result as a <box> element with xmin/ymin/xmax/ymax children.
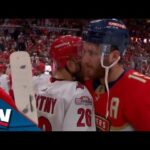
<box><xmin>123</xmin><ymin>19</ymin><xmax>150</xmax><ymax>75</ymax></box>
<box><xmin>0</xmin><ymin>18</ymin><xmax>150</xmax><ymax>76</ymax></box>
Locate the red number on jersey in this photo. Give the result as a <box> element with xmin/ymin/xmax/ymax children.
<box><xmin>38</xmin><ymin>116</ymin><xmax>52</xmax><ymax>131</ymax></box>
<box><xmin>85</xmin><ymin>109</ymin><xmax>92</xmax><ymax>126</ymax></box>
<box><xmin>77</xmin><ymin>108</ymin><xmax>92</xmax><ymax>127</ymax></box>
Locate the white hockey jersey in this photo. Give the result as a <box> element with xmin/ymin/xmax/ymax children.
<box><xmin>35</xmin><ymin>80</ymin><xmax>96</xmax><ymax>131</ymax></box>
<box><xmin>0</xmin><ymin>74</ymin><xmax>9</xmax><ymax>94</ymax></box>
<box><xmin>32</xmin><ymin>73</ymin><xmax>51</xmax><ymax>94</ymax></box>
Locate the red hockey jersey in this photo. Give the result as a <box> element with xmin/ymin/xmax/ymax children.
<box><xmin>85</xmin><ymin>70</ymin><xmax>150</xmax><ymax>131</ymax></box>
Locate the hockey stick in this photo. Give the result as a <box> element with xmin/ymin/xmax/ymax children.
<box><xmin>10</xmin><ymin>51</ymin><xmax>38</xmax><ymax>125</ymax></box>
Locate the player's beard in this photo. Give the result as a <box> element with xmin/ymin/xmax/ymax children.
<box><xmin>81</xmin><ymin>62</ymin><xmax>105</xmax><ymax>81</ymax></box>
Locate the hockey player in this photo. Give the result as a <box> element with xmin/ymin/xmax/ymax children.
<box><xmin>35</xmin><ymin>35</ymin><xmax>96</xmax><ymax>131</ymax></box>
<box><xmin>0</xmin><ymin>64</ymin><xmax>9</xmax><ymax>94</ymax></box>
<box><xmin>81</xmin><ymin>19</ymin><xmax>150</xmax><ymax>131</ymax></box>
<box><xmin>32</xmin><ymin>62</ymin><xmax>51</xmax><ymax>94</ymax></box>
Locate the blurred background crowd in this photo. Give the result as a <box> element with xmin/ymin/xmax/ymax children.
<box><xmin>0</xmin><ymin>18</ymin><xmax>150</xmax><ymax>77</ymax></box>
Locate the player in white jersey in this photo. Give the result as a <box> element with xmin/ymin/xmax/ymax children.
<box><xmin>32</xmin><ymin>62</ymin><xmax>51</xmax><ymax>94</ymax></box>
<box><xmin>0</xmin><ymin>64</ymin><xmax>9</xmax><ymax>94</ymax></box>
<box><xmin>34</xmin><ymin>35</ymin><xmax>96</xmax><ymax>131</ymax></box>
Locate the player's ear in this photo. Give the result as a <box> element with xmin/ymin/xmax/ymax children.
<box><xmin>110</xmin><ymin>50</ymin><xmax>120</xmax><ymax>62</ymax></box>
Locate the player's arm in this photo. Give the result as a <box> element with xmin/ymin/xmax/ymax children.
<box><xmin>62</xmin><ymin>84</ymin><xmax>96</xmax><ymax>131</ymax></box>
<box><xmin>124</xmin><ymin>82</ymin><xmax>150</xmax><ymax>131</ymax></box>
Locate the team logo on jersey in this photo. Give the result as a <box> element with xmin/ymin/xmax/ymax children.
<box><xmin>95</xmin><ymin>114</ymin><xmax>110</xmax><ymax>131</ymax></box>
<box><xmin>95</xmin><ymin>85</ymin><xmax>105</xmax><ymax>101</ymax></box>
<box><xmin>0</xmin><ymin>109</ymin><xmax>12</xmax><ymax>128</ymax></box>
<box><xmin>75</xmin><ymin>96</ymin><xmax>92</xmax><ymax>106</ymax></box>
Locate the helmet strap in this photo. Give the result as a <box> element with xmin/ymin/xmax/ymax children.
<box><xmin>100</xmin><ymin>52</ymin><xmax>120</xmax><ymax>119</ymax></box>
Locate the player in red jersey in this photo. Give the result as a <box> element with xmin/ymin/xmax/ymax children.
<box><xmin>81</xmin><ymin>18</ymin><xmax>150</xmax><ymax>131</ymax></box>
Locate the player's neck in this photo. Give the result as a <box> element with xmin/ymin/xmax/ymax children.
<box><xmin>108</xmin><ymin>64</ymin><xmax>124</xmax><ymax>82</ymax></box>
<box><xmin>53</xmin><ymin>68</ymin><xmax>73</xmax><ymax>81</ymax></box>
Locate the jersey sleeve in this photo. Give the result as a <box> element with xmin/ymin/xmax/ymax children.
<box><xmin>124</xmin><ymin>78</ymin><xmax>150</xmax><ymax>131</ymax></box>
<box><xmin>62</xmin><ymin>82</ymin><xmax>96</xmax><ymax>131</ymax></box>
